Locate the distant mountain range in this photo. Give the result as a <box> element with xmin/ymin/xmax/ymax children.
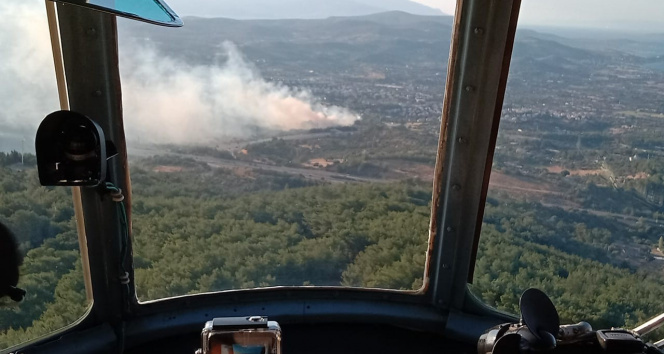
<box><xmin>120</xmin><ymin>11</ymin><xmax>664</xmax><ymax>76</ymax></box>
<box><xmin>167</xmin><ymin>0</ymin><xmax>445</xmax><ymax>19</ymax></box>
<box><xmin>120</xmin><ymin>11</ymin><xmax>455</xmax><ymax>73</ymax></box>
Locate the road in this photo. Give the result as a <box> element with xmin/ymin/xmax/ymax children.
<box><xmin>129</xmin><ymin>143</ymin><xmax>664</xmax><ymax>231</ymax></box>
<box><xmin>540</xmin><ymin>202</ymin><xmax>664</xmax><ymax>229</ymax></box>
<box><xmin>128</xmin><ymin>144</ymin><xmax>388</xmax><ymax>184</ymax></box>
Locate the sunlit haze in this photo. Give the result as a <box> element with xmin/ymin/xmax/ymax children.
<box><xmin>165</xmin><ymin>0</ymin><xmax>664</xmax><ymax>32</ymax></box>
<box><xmin>409</xmin><ymin>0</ymin><xmax>455</xmax><ymax>15</ymax></box>
<box><xmin>412</xmin><ymin>0</ymin><xmax>664</xmax><ymax>32</ymax></box>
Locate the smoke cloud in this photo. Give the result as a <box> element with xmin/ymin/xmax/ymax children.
<box><xmin>0</xmin><ymin>0</ymin><xmax>60</xmax><ymax>151</ymax></box>
<box><xmin>0</xmin><ymin>0</ymin><xmax>359</xmax><ymax>150</ymax></box>
<box><xmin>120</xmin><ymin>41</ymin><xmax>359</xmax><ymax>144</ymax></box>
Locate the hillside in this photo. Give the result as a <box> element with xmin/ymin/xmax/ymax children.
<box><xmin>166</xmin><ymin>0</ymin><xmax>444</xmax><ymax>19</ymax></box>
<box><xmin>2</xmin><ymin>157</ymin><xmax>664</xmax><ymax>348</ymax></box>
<box><xmin>119</xmin><ymin>12</ymin><xmax>455</xmax><ymax>74</ymax></box>
<box><xmin>119</xmin><ymin>11</ymin><xmax>649</xmax><ymax>78</ymax></box>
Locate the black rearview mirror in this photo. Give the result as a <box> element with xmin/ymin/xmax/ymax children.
<box><xmin>35</xmin><ymin>110</ymin><xmax>115</xmax><ymax>187</ymax></box>
<box><xmin>51</xmin><ymin>0</ymin><xmax>183</xmax><ymax>27</ymax></box>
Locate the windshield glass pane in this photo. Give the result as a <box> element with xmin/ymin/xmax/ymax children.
<box><xmin>0</xmin><ymin>0</ymin><xmax>89</xmax><ymax>350</ymax></box>
<box><xmin>471</xmin><ymin>0</ymin><xmax>664</xmax><ymax>334</ymax></box>
<box><xmin>120</xmin><ymin>1</ymin><xmax>457</xmax><ymax>300</ymax></box>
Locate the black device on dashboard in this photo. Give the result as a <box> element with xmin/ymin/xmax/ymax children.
<box><xmin>196</xmin><ymin>316</ymin><xmax>281</xmax><ymax>354</ymax></box>
<box><xmin>478</xmin><ymin>288</ymin><xmax>664</xmax><ymax>354</ymax></box>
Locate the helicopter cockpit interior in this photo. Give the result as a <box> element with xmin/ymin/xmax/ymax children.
<box><xmin>2</xmin><ymin>0</ymin><xmax>664</xmax><ymax>353</ymax></box>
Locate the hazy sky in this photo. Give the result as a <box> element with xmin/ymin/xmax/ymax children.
<box><xmin>164</xmin><ymin>0</ymin><xmax>664</xmax><ymax>32</ymax></box>
<box><xmin>413</xmin><ymin>0</ymin><xmax>664</xmax><ymax>32</ymax></box>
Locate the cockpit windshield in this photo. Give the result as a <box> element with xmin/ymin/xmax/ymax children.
<box><xmin>471</xmin><ymin>0</ymin><xmax>664</xmax><ymax>336</ymax></box>
<box><xmin>7</xmin><ymin>0</ymin><xmax>664</xmax><ymax>352</ymax></box>
<box><xmin>0</xmin><ymin>0</ymin><xmax>90</xmax><ymax>349</ymax></box>
<box><xmin>118</xmin><ymin>2</ymin><xmax>457</xmax><ymax>300</ymax></box>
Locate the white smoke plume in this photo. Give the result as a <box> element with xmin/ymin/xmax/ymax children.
<box><xmin>120</xmin><ymin>41</ymin><xmax>359</xmax><ymax>144</ymax></box>
<box><xmin>0</xmin><ymin>0</ymin><xmax>359</xmax><ymax>150</ymax></box>
<box><xmin>0</xmin><ymin>0</ymin><xmax>60</xmax><ymax>151</ymax></box>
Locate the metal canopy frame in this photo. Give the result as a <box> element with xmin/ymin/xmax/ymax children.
<box><xmin>429</xmin><ymin>0</ymin><xmax>522</xmax><ymax>309</ymax></box>
<box><xmin>17</xmin><ymin>0</ymin><xmax>521</xmax><ymax>352</ymax></box>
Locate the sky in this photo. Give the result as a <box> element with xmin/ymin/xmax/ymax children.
<box><xmin>164</xmin><ymin>0</ymin><xmax>664</xmax><ymax>32</ymax></box>
<box><xmin>412</xmin><ymin>0</ymin><xmax>664</xmax><ymax>32</ymax></box>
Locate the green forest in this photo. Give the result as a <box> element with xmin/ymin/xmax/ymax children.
<box><xmin>1</xmin><ymin>153</ymin><xmax>664</xmax><ymax>349</ymax></box>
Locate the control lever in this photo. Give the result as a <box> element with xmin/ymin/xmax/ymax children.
<box><xmin>654</xmin><ymin>338</ymin><xmax>664</xmax><ymax>350</ymax></box>
<box><xmin>634</xmin><ymin>313</ymin><xmax>664</xmax><ymax>337</ymax></box>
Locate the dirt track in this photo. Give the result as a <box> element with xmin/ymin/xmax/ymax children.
<box><xmin>488</xmin><ymin>172</ymin><xmax>564</xmax><ymax>196</ymax></box>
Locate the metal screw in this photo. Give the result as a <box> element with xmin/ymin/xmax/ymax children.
<box><xmin>446</xmin><ymin>226</ymin><xmax>454</xmax><ymax>232</ymax></box>
<box><xmin>465</xmin><ymin>85</ymin><xmax>475</xmax><ymax>92</ymax></box>
<box><xmin>452</xmin><ymin>184</ymin><xmax>461</xmax><ymax>191</ymax></box>
<box><xmin>442</xmin><ymin>264</ymin><xmax>449</xmax><ymax>269</ymax></box>
<box><xmin>457</xmin><ymin>137</ymin><xmax>466</xmax><ymax>144</ymax></box>
<box><xmin>86</xmin><ymin>27</ymin><xmax>96</xmax><ymax>36</ymax></box>
<box><xmin>93</xmin><ymin>90</ymin><xmax>102</xmax><ymax>97</ymax></box>
<box><xmin>474</xmin><ymin>27</ymin><xmax>484</xmax><ymax>35</ymax></box>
